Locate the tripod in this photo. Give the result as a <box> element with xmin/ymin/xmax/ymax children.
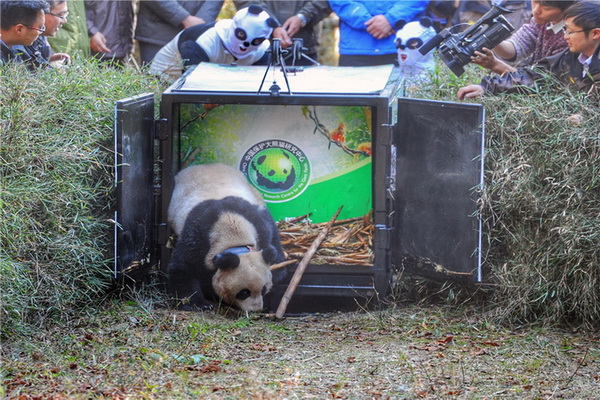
<box><xmin>257</xmin><ymin>38</ymin><xmax>320</xmax><ymax>96</ymax></box>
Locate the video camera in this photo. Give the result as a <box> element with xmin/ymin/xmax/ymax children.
<box><xmin>419</xmin><ymin>4</ymin><xmax>515</xmax><ymax>77</ymax></box>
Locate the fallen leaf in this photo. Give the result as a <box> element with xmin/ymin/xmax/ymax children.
<box><xmin>482</xmin><ymin>341</ymin><xmax>499</xmax><ymax>347</ymax></box>
<box><xmin>471</xmin><ymin>348</ymin><xmax>488</xmax><ymax>356</ymax></box>
<box><xmin>439</xmin><ymin>336</ymin><xmax>454</xmax><ymax>344</ymax></box>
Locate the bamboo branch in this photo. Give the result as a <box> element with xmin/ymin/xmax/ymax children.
<box><xmin>269</xmin><ymin>259</ymin><xmax>297</xmax><ymax>271</ymax></box>
<box><xmin>275</xmin><ymin>206</ymin><xmax>343</xmax><ymax>319</ymax></box>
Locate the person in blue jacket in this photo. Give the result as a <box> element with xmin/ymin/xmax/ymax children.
<box><xmin>329</xmin><ymin>0</ymin><xmax>429</xmax><ymax>66</ymax></box>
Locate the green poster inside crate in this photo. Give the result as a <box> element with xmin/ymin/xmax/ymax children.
<box><xmin>179</xmin><ymin>104</ymin><xmax>372</xmax><ymax>223</ymax></box>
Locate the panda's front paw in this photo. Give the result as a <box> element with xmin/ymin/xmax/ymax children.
<box><xmin>177</xmin><ymin>300</ymin><xmax>214</xmax><ymax>312</ymax></box>
<box><xmin>196</xmin><ymin>303</ymin><xmax>215</xmax><ymax>311</ymax></box>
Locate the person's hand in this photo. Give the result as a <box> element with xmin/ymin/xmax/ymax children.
<box><xmin>282</xmin><ymin>15</ymin><xmax>303</xmax><ymax>38</ymax></box>
<box><xmin>272</xmin><ymin>26</ymin><xmax>293</xmax><ymax>48</ymax></box>
<box><xmin>471</xmin><ymin>48</ymin><xmax>496</xmax><ymax>68</ymax></box>
<box><xmin>457</xmin><ymin>84</ymin><xmax>485</xmax><ymax>99</ymax></box>
<box><xmin>90</xmin><ymin>32</ymin><xmax>111</xmax><ymax>53</ymax></box>
<box><xmin>49</xmin><ymin>52</ymin><xmax>70</xmax><ymax>65</ymax></box>
<box><xmin>365</xmin><ymin>15</ymin><xmax>393</xmax><ymax>39</ymax></box>
<box><xmin>471</xmin><ymin>48</ymin><xmax>516</xmax><ymax>74</ymax></box>
<box><xmin>181</xmin><ymin>15</ymin><xmax>205</xmax><ymax>29</ymax></box>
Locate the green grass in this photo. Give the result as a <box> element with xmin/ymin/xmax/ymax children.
<box><xmin>0</xmin><ymin>59</ymin><xmax>165</xmax><ymax>340</ymax></box>
<box><xmin>1</xmin><ymin>54</ymin><xmax>599</xmax><ymax>348</ymax></box>
<box><xmin>2</xmin><ymin>302</ymin><xmax>598</xmax><ymax>399</ymax></box>
<box><xmin>411</xmin><ymin>65</ymin><xmax>600</xmax><ymax>330</ymax></box>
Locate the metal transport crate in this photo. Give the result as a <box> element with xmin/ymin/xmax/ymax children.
<box><xmin>114</xmin><ymin>63</ymin><xmax>484</xmax><ymax>312</ymax></box>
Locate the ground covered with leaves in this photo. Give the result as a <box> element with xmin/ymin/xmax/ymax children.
<box><xmin>2</xmin><ymin>301</ymin><xmax>599</xmax><ymax>399</ymax></box>
<box><xmin>2</xmin><ymin>41</ymin><xmax>599</xmax><ymax>399</ymax></box>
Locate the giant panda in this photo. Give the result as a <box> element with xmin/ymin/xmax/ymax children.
<box><xmin>167</xmin><ymin>163</ymin><xmax>285</xmax><ymax>312</ymax></box>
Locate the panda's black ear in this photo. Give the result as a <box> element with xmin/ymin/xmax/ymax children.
<box><xmin>267</xmin><ymin>18</ymin><xmax>278</xmax><ymax>29</ymax></box>
<box><xmin>394</xmin><ymin>19</ymin><xmax>407</xmax><ymax>30</ymax></box>
<box><xmin>213</xmin><ymin>253</ymin><xmax>240</xmax><ymax>270</ymax></box>
<box><xmin>248</xmin><ymin>4</ymin><xmax>262</xmax><ymax>15</ymax></box>
<box><xmin>261</xmin><ymin>246</ymin><xmax>280</xmax><ymax>264</ymax></box>
<box><xmin>419</xmin><ymin>16</ymin><xmax>433</xmax><ymax>28</ymax></box>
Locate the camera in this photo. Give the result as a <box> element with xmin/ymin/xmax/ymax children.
<box><xmin>419</xmin><ymin>4</ymin><xmax>515</xmax><ymax>77</ymax></box>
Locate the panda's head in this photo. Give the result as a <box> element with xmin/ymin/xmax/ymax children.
<box><xmin>211</xmin><ymin>246</ymin><xmax>273</xmax><ymax>312</ymax></box>
<box><xmin>395</xmin><ymin>17</ymin><xmax>436</xmax><ymax>68</ymax></box>
<box><xmin>223</xmin><ymin>5</ymin><xmax>277</xmax><ymax>60</ymax></box>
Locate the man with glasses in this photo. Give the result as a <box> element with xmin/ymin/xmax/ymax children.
<box><xmin>0</xmin><ymin>0</ymin><xmax>49</xmax><ymax>67</ymax></box>
<box><xmin>458</xmin><ymin>0</ymin><xmax>600</xmax><ymax>98</ymax></box>
<box><xmin>14</xmin><ymin>0</ymin><xmax>71</xmax><ymax>68</ymax></box>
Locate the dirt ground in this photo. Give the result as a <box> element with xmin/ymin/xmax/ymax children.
<box><xmin>2</xmin><ymin>301</ymin><xmax>599</xmax><ymax>399</ymax></box>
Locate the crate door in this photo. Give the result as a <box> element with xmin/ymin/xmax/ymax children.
<box><xmin>114</xmin><ymin>93</ymin><xmax>155</xmax><ymax>279</ymax></box>
<box><xmin>393</xmin><ymin>99</ymin><xmax>484</xmax><ymax>281</ymax></box>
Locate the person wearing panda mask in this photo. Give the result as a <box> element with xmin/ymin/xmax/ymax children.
<box><xmin>394</xmin><ymin>17</ymin><xmax>437</xmax><ymax>80</ymax></box>
<box><xmin>150</xmin><ymin>5</ymin><xmax>277</xmax><ymax>81</ymax></box>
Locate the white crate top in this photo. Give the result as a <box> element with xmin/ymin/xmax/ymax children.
<box><xmin>175</xmin><ymin>63</ymin><xmax>395</xmax><ymax>95</ymax></box>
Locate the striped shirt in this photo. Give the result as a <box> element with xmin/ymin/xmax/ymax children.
<box><xmin>507</xmin><ymin>18</ymin><xmax>567</xmax><ymax>67</ymax></box>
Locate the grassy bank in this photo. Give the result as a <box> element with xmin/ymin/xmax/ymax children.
<box><xmin>1</xmin><ymin>58</ymin><xmax>599</xmax><ymax>345</ymax></box>
<box><xmin>0</xmin><ymin>60</ymin><xmax>164</xmax><ymax>340</ymax></box>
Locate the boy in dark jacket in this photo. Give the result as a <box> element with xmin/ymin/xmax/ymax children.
<box><xmin>458</xmin><ymin>1</ymin><xmax>600</xmax><ymax>98</ymax></box>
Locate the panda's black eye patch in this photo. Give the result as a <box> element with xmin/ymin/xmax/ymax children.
<box><xmin>251</xmin><ymin>37</ymin><xmax>266</xmax><ymax>46</ymax></box>
<box><xmin>236</xmin><ymin>289</ymin><xmax>251</xmax><ymax>300</ymax></box>
<box><xmin>235</xmin><ymin>28</ymin><xmax>247</xmax><ymax>41</ymax></box>
<box><xmin>407</xmin><ymin>38</ymin><xmax>423</xmax><ymax>49</ymax></box>
<box><xmin>268</xmin><ymin>170</ymin><xmax>275</xmax><ymax>176</ymax></box>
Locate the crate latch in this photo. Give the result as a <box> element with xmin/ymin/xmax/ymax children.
<box><xmin>155</xmin><ymin>222</ymin><xmax>169</xmax><ymax>246</ymax></box>
<box><xmin>155</xmin><ymin>118</ymin><xmax>169</xmax><ymax>141</ymax></box>
<box><xmin>375</xmin><ymin>224</ymin><xmax>393</xmax><ymax>250</ymax></box>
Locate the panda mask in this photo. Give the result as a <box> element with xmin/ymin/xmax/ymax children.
<box><xmin>217</xmin><ymin>5</ymin><xmax>277</xmax><ymax>60</ymax></box>
<box><xmin>395</xmin><ymin>17</ymin><xmax>436</xmax><ymax>74</ymax></box>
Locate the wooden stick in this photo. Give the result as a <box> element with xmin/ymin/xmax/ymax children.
<box><xmin>269</xmin><ymin>259</ymin><xmax>297</xmax><ymax>271</ymax></box>
<box><xmin>280</xmin><ymin>213</ymin><xmax>312</xmax><ymax>225</ymax></box>
<box><xmin>275</xmin><ymin>206</ymin><xmax>343</xmax><ymax>319</ymax></box>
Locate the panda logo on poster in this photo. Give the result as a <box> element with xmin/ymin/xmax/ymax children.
<box><xmin>240</xmin><ymin>140</ymin><xmax>311</xmax><ymax>203</ymax></box>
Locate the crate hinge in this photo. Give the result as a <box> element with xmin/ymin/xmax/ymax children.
<box><xmin>378</xmin><ymin>123</ymin><xmax>394</xmax><ymax>147</ymax></box>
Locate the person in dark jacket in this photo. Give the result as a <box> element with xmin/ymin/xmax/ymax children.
<box><xmin>13</xmin><ymin>0</ymin><xmax>71</xmax><ymax>69</ymax></box>
<box><xmin>234</xmin><ymin>0</ymin><xmax>331</xmax><ymax>65</ymax></box>
<box><xmin>1</xmin><ymin>0</ymin><xmax>49</xmax><ymax>67</ymax></box>
<box><xmin>134</xmin><ymin>0</ymin><xmax>224</xmax><ymax>64</ymax></box>
<box><xmin>85</xmin><ymin>0</ymin><xmax>134</xmax><ymax>66</ymax></box>
<box><xmin>457</xmin><ymin>1</ymin><xmax>600</xmax><ymax>98</ymax></box>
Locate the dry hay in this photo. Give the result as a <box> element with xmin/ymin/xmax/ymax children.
<box><xmin>277</xmin><ymin>212</ymin><xmax>374</xmax><ymax>267</ymax></box>
<box><xmin>478</xmin><ymin>80</ymin><xmax>600</xmax><ymax>329</ymax></box>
